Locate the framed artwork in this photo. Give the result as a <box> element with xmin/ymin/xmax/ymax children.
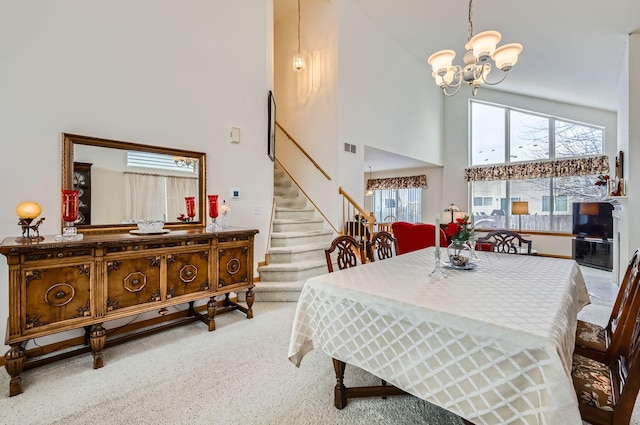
<box><xmin>267</xmin><ymin>90</ymin><xmax>276</xmax><ymax>161</ymax></box>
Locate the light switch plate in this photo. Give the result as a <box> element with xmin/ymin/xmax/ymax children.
<box><xmin>229</xmin><ymin>188</ymin><xmax>240</xmax><ymax>200</ymax></box>
<box><xmin>230</xmin><ymin>127</ymin><xmax>240</xmax><ymax>144</ymax></box>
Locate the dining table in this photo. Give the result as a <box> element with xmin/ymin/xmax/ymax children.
<box><xmin>287</xmin><ymin>247</ymin><xmax>590</xmax><ymax>425</ymax></box>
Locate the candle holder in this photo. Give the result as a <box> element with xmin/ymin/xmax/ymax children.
<box><xmin>429</xmin><ymin>246</ymin><xmax>447</xmax><ymax>280</ymax></box>
<box><xmin>185</xmin><ymin>197</ymin><xmax>196</xmax><ymax>221</ymax></box>
<box><xmin>206</xmin><ymin>194</ymin><xmax>220</xmax><ymax>231</ymax></box>
<box><xmin>220</xmin><ymin>200</ymin><xmax>230</xmax><ymax>228</ymax></box>
<box><xmin>15</xmin><ymin>201</ymin><xmax>46</xmax><ymax>243</ymax></box>
<box><xmin>55</xmin><ymin>190</ymin><xmax>83</xmax><ymax>241</ymax></box>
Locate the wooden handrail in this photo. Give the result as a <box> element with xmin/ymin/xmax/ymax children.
<box><xmin>338</xmin><ymin>187</ymin><xmax>370</xmax><ymax>219</ymax></box>
<box><xmin>338</xmin><ymin>187</ymin><xmax>376</xmax><ymax>242</ymax></box>
<box><xmin>277</xmin><ymin>159</ymin><xmax>339</xmax><ymax>234</ymax></box>
<box><xmin>276</xmin><ymin>122</ymin><xmax>332</xmax><ymax>181</ymax></box>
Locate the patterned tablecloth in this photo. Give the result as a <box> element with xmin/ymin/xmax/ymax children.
<box><xmin>287</xmin><ymin>247</ymin><xmax>590</xmax><ymax>425</ymax></box>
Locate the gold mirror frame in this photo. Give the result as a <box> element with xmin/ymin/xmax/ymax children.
<box><xmin>62</xmin><ymin>133</ymin><xmax>206</xmax><ymax>234</ymax></box>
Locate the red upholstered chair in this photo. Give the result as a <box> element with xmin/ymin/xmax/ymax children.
<box><xmin>391</xmin><ymin>222</ymin><xmax>447</xmax><ymax>255</ymax></box>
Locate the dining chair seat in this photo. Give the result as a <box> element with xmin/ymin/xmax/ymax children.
<box><xmin>571</xmin><ymin>249</ymin><xmax>640</xmax><ymax>424</ymax></box>
<box><xmin>571</xmin><ymin>311</ymin><xmax>640</xmax><ymax>424</ymax></box>
<box><xmin>575</xmin><ymin>249</ymin><xmax>640</xmax><ymax>363</ymax></box>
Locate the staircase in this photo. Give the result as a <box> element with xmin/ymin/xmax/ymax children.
<box><xmin>254</xmin><ymin>164</ymin><xmax>335</xmax><ymax>301</ymax></box>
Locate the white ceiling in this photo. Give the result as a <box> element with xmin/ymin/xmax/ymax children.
<box><xmin>276</xmin><ymin>0</ymin><xmax>640</xmax><ymax>172</ymax></box>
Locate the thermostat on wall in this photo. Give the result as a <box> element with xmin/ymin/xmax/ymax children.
<box><xmin>229</xmin><ymin>188</ymin><xmax>240</xmax><ymax>200</ymax></box>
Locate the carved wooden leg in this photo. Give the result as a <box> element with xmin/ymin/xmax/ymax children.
<box><xmin>5</xmin><ymin>343</ymin><xmax>26</xmax><ymax>397</ymax></box>
<box><xmin>332</xmin><ymin>358</ymin><xmax>348</xmax><ymax>409</ymax></box>
<box><xmin>245</xmin><ymin>288</ymin><xmax>254</xmax><ymax>319</ymax></box>
<box><xmin>187</xmin><ymin>301</ymin><xmax>196</xmax><ymax>317</ymax></box>
<box><xmin>89</xmin><ymin>324</ymin><xmax>106</xmax><ymax>369</ymax></box>
<box><xmin>206</xmin><ymin>297</ymin><xmax>217</xmax><ymax>331</ymax></box>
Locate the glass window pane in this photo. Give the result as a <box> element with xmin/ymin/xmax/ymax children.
<box><xmin>471</xmin><ymin>181</ymin><xmax>506</xmax><ymax>229</ymax></box>
<box><xmin>371</xmin><ymin>188</ymin><xmax>422</xmax><ymax>223</ymax></box>
<box><xmin>510</xmin><ymin>179</ymin><xmax>550</xmax><ymax>232</ymax></box>
<box><xmin>553</xmin><ymin>175</ymin><xmax>603</xmax><ymax>232</ymax></box>
<box><xmin>555</xmin><ymin>121</ymin><xmax>603</xmax><ymax>158</ymax></box>
<box><xmin>471</xmin><ymin>103</ymin><xmax>505</xmax><ymax>166</ymax></box>
<box><xmin>509</xmin><ymin>111</ymin><xmax>550</xmax><ymax>162</ymax></box>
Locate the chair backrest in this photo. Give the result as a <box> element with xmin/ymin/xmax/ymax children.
<box><xmin>366</xmin><ymin>231</ymin><xmax>398</xmax><ymax>262</ymax></box>
<box><xmin>476</xmin><ymin>230</ymin><xmax>532</xmax><ymax>255</ymax></box>
<box><xmin>606</xmin><ymin>249</ymin><xmax>640</xmax><ymax>361</ymax></box>
<box><xmin>391</xmin><ymin>222</ymin><xmax>447</xmax><ymax>255</ymax></box>
<box><xmin>325</xmin><ymin>235</ymin><xmax>366</xmax><ymax>273</ymax></box>
<box><xmin>610</xmin><ymin>304</ymin><xmax>640</xmax><ymax>425</ymax></box>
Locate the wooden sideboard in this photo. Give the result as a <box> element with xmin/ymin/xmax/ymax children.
<box><xmin>0</xmin><ymin>227</ymin><xmax>258</xmax><ymax>396</ymax></box>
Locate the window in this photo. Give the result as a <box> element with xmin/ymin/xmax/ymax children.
<box><xmin>371</xmin><ymin>188</ymin><xmax>422</xmax><ymax>223</ymax></box>
<box><xmin>469</xmin><ymin>101</ymin><xmax>606</xmax><ymax>233</ymax></box>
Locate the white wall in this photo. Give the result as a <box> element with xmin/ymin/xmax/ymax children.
<box><xmin>0</xmin><ymin>0</ymin><xmax>273</xmax><ymax>352</ymax></box>
<box><xmin>338</xmin><ymin>0</ymin><xmax>443</xmax><ymax>204</ymax></box>
<box><xmin>443</xmin><ymin>88</ymin><xmax>618</xmax><ymax>257</ymax></box>
<box><xmin>274</xmin><ymin>0</ymin><xmax>340</xmax><ymax>228</ymax></box>
<box><xmin>624</xmin><ymin>33</ymin><xmax>640</xmax><ymax>258</ymax></box>
<box><xmin>274</xmin><ymin>0</ymin><xmax>443</xmax><ymax>229</ymax></box>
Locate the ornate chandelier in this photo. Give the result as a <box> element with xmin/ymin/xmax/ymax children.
<box><xmin>427</xmin><ymin>0</ymin><xmax>523</xmax><ymax>96</ymax></box>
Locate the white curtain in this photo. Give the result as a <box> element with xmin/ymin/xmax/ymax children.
<box><xmin>124</xmin><ymin>173</ymin><xmax>166</xmax><ymax>222</ymax></box>
<box><xmin>166</xmin><ymin>176</ymin><xmax>199</xmax><ymax>221</ymax></box>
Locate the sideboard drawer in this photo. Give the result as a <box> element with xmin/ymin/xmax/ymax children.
<box><xmin>166</xmin><ymin>249</ymin><xmax>210</xmax><ymax>299</ymax></box>
<box><xmin>23</xmin><ymin>263</ymin><xmax>92</xmax><ymax>334</ymax></box>
<box><xmin>106</xmin><ymin>256</ymin><xmax>162</xmax><ymax>312</ymax></box>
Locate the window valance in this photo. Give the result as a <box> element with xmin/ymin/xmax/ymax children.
<box><xmin>367</xmin><ymin>175</ymin><xmax>427</xmax><ymax>190</ymax></box>
<box><xmin>464</xmin><ymin>155</ymin><xmax>609</xmax><ymax>182</ymax></box>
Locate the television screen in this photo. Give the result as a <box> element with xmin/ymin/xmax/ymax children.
<box><xmin>572</xmin><ymin>202</ymin><xmax>614</xmax><ymax>240</ymax></box>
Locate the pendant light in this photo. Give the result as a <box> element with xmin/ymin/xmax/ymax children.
<box><xmin>366</xmin><ymin>166</ymin><xmax>374</xmax><ymax>196</ymax></box>
<box><xmin>292</xmin><ymin>0</ymin><xmax>306</xmax><ymax>72</ymax></box>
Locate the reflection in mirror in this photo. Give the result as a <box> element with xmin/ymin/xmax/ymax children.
<box><xmin>62</xmin><ymin>133</ymin><xmax>206</xmax><ymax>233</ymax></box>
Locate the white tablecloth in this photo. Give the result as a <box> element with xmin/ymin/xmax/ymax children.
<box><xmin>287</xmin><ymin>247</ymin><xmax>590</xmax><ymax>425</ymax></box>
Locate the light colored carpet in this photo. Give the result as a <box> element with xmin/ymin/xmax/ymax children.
<box><xmin>0</xmin><ymin>271</ymin><xmax>637</xmax><ymax>425</ymax></box>
<box><xmin>0</xmin><ymin>302</ymin><xmax>464</xmax><ymax>425</ymax></box>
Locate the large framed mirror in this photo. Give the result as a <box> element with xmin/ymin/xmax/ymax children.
<box><xmin>62</xmin><ymin>133</ymin><xmax>206</xmax><ymax>234</ymax></box>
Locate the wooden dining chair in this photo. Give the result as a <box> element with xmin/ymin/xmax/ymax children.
<box><xmin>366</xmin><ymin>231</ymin><xmax>398</xmax><ymax>262</ymax></box>
<box><xmin>391</xmin><ymin>221</ymin><xmax>447</xmax><ymax>255</ymax></box>
<box><xmin>325</xmin><ymin>235</ymin><xmax>366</xmax><ymax>273</ymax></box>
<box><xmin>475</xmin><ymin>230</ymin><xmax>532</xmax><ymax>254</ymax></box>
<box><xmin>572</xmin><ymin>299</ymin><xmax>640</xmax><ymax>425</ymax></box>
<box><xmin>575</xmin><ymin>249</ymin><xmax>640</xmax><ymax>363</ymax></box>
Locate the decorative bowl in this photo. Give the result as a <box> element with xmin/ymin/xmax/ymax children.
<box><xmin>136</xmin><ymin>220</ymin><xmax>165</xmax><ymax>233</ymax></box>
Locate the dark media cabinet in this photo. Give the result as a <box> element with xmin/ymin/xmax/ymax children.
<box><xmin>572</xmin><ymin>238</ymin><xmax>613</xmax><ymax>271</ymax></box>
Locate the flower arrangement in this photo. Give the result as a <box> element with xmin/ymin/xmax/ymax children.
<box><xmin>595</xmin><ymin>175</ymin><xmax>610</xmax><ymax>186</ymax></box>
<box><xmin>445</xmin><ymin>216</ymin><xmax>474</xmax><ymax>244</ymax></box>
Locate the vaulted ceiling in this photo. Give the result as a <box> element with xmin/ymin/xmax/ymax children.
<box><xmin>276</xmin><ymin>0</ymin><xmax>640</xmax><ymax>171</ymax></box>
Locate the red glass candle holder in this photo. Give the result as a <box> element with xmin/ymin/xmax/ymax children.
<box><xmin>59</xmin><ymin>189</ymin><xmax>83</xmax><ymax>240</ymax></box>
<box><xmin>208</xmin><ymin>195</ymin><xmax>219</xmax><ymax>219</ymax></box>
<box><xmin>62</xmin><ymin>190</ymin><xmax>79</xmax><ymax>223</ymax></box>
<box><xmin>185</xmin><ymin>197</ymin><xmax>196</xmax><ymax>219</ymax></box>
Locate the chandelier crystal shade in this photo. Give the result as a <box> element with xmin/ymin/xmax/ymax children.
<box><xmin>427</xmin><ymin>0</ymin><xmax>522</xmax><ymax>96</ymax></box>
